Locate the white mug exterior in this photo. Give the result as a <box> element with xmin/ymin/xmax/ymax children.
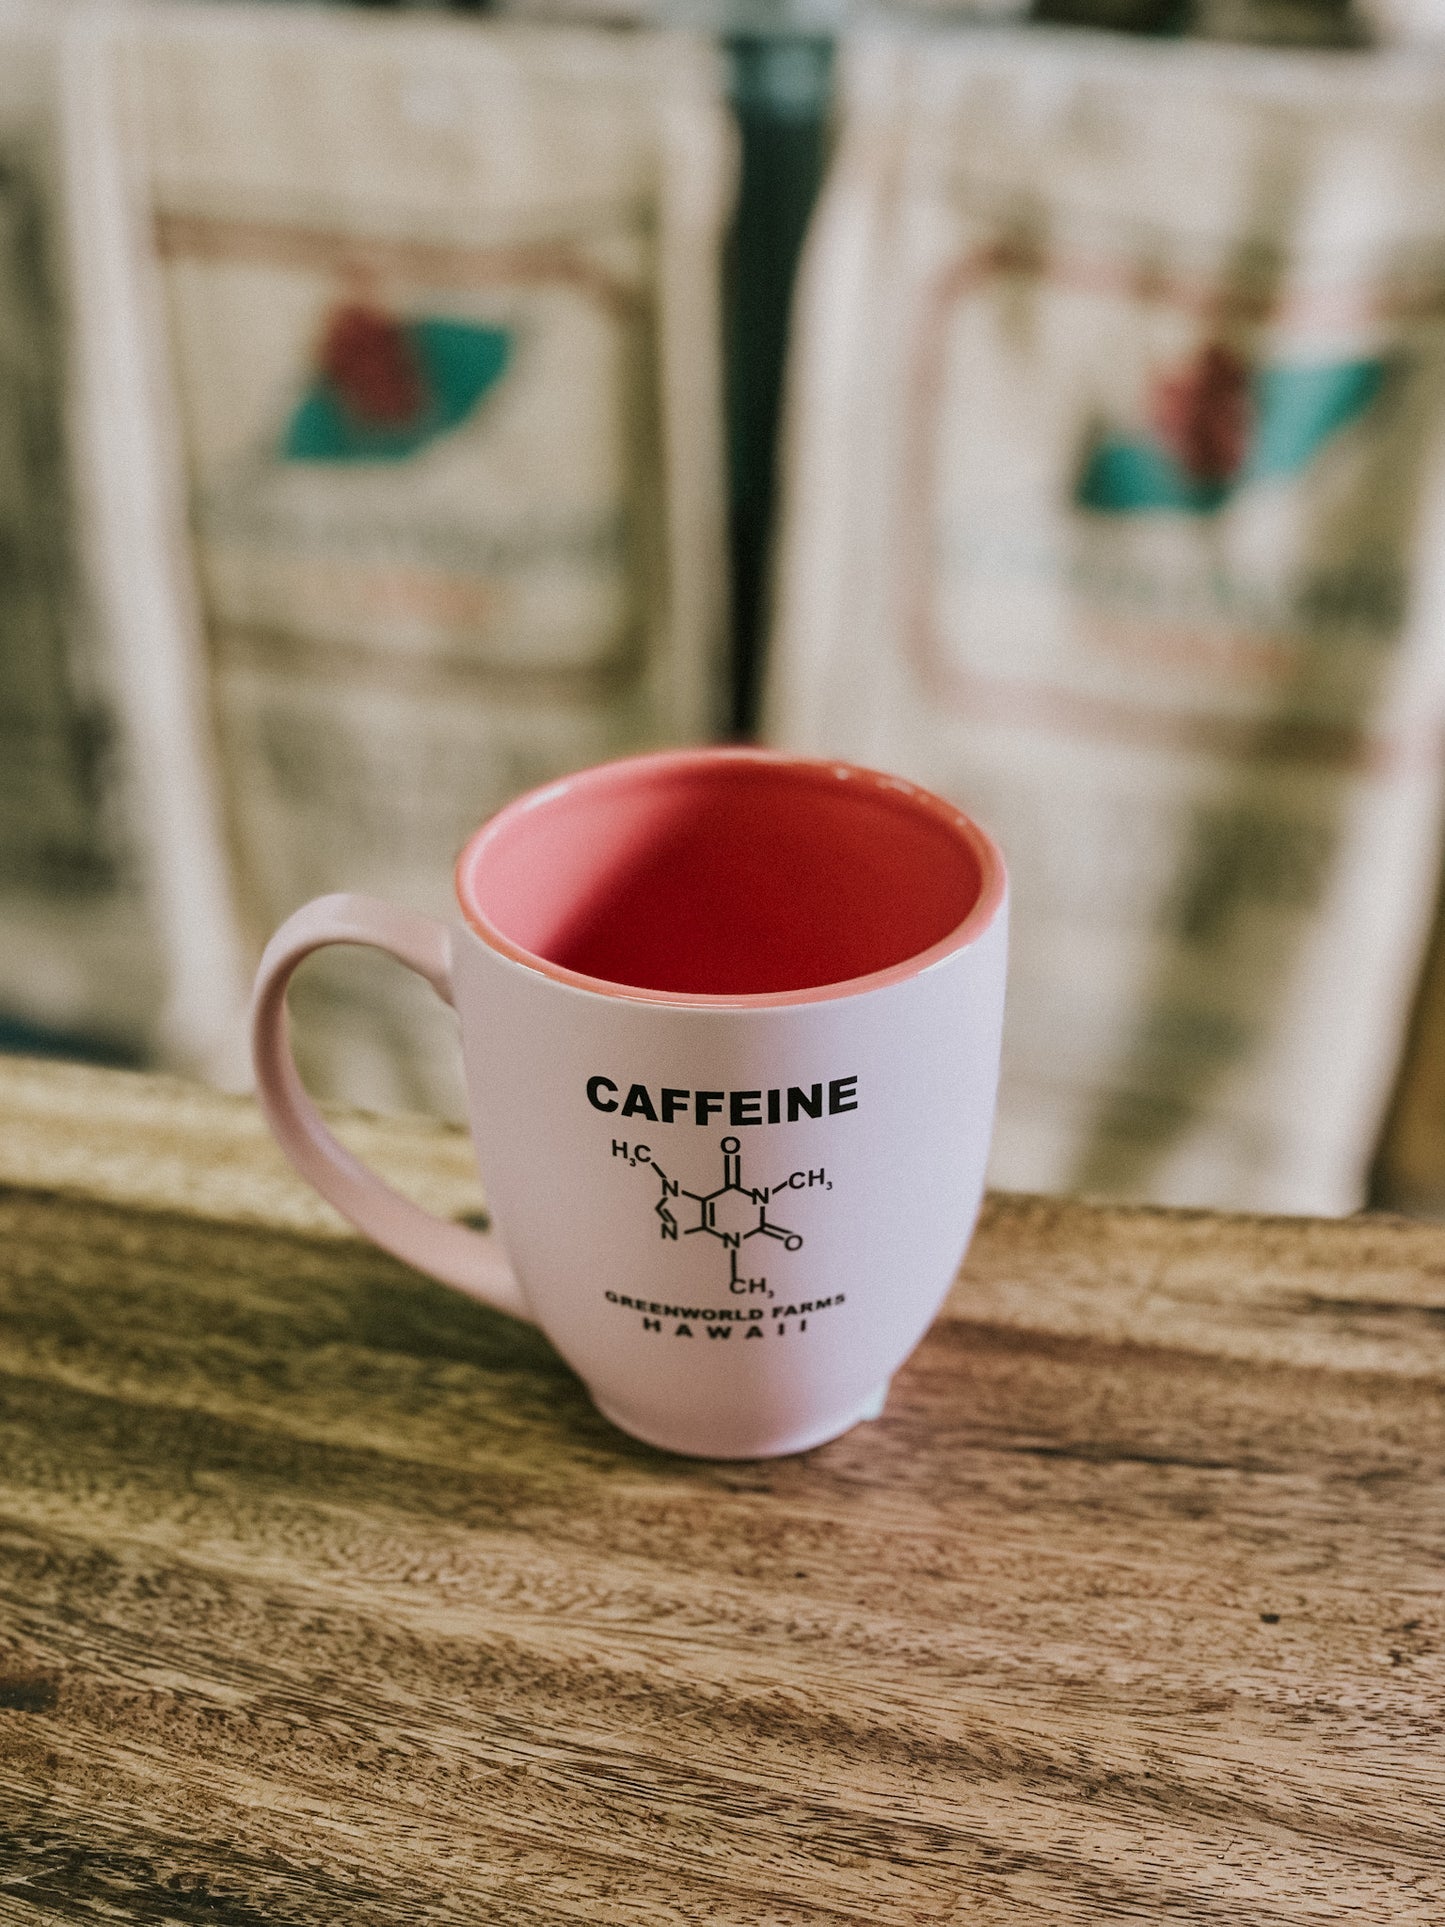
<box><xmin>453</xmin><ymin>904</ymin><xmax>1006</xmax><ymax>1458</ymax></box>
<box><xmin>250</xmin><ymin>750</ymin><xmax>1008</xmax><ymax>1459</ymax></box>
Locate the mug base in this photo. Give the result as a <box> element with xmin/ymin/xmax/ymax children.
<box><xmin>590</xmin><ymin>1379</ymin><xmax>892</xmax><ymax>1461</ymax></box>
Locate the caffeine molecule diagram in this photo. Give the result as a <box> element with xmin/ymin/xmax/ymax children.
<box><xmin>611</xmin><ymin>1135</ymin><xmax>832</xmax><ymax>1293</ymax></box>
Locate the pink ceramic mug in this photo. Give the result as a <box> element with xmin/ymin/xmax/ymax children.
<box><xmin>251</xmin><ymin>747</ymin><xmax>1008</xmax><ymax>1458</ymax></box>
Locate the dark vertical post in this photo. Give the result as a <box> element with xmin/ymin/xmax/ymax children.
<box><xmin>722</xmin><ymin>36</ymin><xmax>833</xmax><ymax>738</ymax></box>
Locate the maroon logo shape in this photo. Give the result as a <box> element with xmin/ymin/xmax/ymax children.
<box><xmin>1147</xmin><ymin>342</ymin><xmax>1254</xmax><ymax>486</ymax></box>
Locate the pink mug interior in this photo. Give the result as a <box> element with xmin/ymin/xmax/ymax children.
<box><xmin>455</xmin><ymin>750</ymin><xmax>1003</xmax><ymax>1003</ymax></box>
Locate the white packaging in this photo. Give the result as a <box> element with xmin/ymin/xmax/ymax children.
<box><xmin>114</xmin><ymin>2</ymin><xmax>735</xmax><ymax>1114</ymax></box>
<box><xmin>0</xmin><ymin>1</ymin><xmax>173</xmax><ymax>1063</ymax></box>
<box><xmin>768</xmin><ymin>32</ymin><xmax>1445</xmax><ymax>1212</ymax></box>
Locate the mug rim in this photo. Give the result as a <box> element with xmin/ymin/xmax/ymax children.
<box><xmin>453</xmin><ymin>746</ymin><xmax>1007</xmax><ymax>1009</ymax></box>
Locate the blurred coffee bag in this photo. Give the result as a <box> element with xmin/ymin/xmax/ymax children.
<box><xmin>0</xmin><ymin>2</ymin><xmax>173</xmax><ymax>1066</ymax></box>
<box><xmin>768</xmin><ymin>33</ymin><xmax>1445</xmax><ymax>1213</ymax></box>
<box><xmin>113</xmin><ymin>2</ymin><xmax>734</xmax><ymax>1114</ymax></box>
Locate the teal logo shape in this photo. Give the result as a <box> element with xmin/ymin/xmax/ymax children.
<box><xmin>1077</xmin><ymin>343</ymin><xmax>1388</xmax><ymax>515</ymax></box>
<box><xmin>283</xmin><ymin>302</ymin><xmax>512</xmax><ymax>464</ymax></box>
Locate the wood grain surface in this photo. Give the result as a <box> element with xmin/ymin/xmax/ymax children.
<box><xmin>0</xmin><ymin>1060</ymin><xmax>1441</xmax><ymax>1925</ymax></box>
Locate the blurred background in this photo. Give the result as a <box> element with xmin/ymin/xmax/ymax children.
<box><xmin>8</xmin><ymin>0</ymin><xmax>1445</xmax><ymax>1216</ymax></box>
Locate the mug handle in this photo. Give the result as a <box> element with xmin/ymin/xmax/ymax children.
<box><xmin>250</xmin><ymin>891</ymin><xmax>531</xmax><ymax>1322</ymax></box>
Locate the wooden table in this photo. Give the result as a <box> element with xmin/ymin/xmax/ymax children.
<box><xmin>0</xmin><ymin>1058</ymin><xmax>1441</xmax><ymax>1924</ymax></box>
